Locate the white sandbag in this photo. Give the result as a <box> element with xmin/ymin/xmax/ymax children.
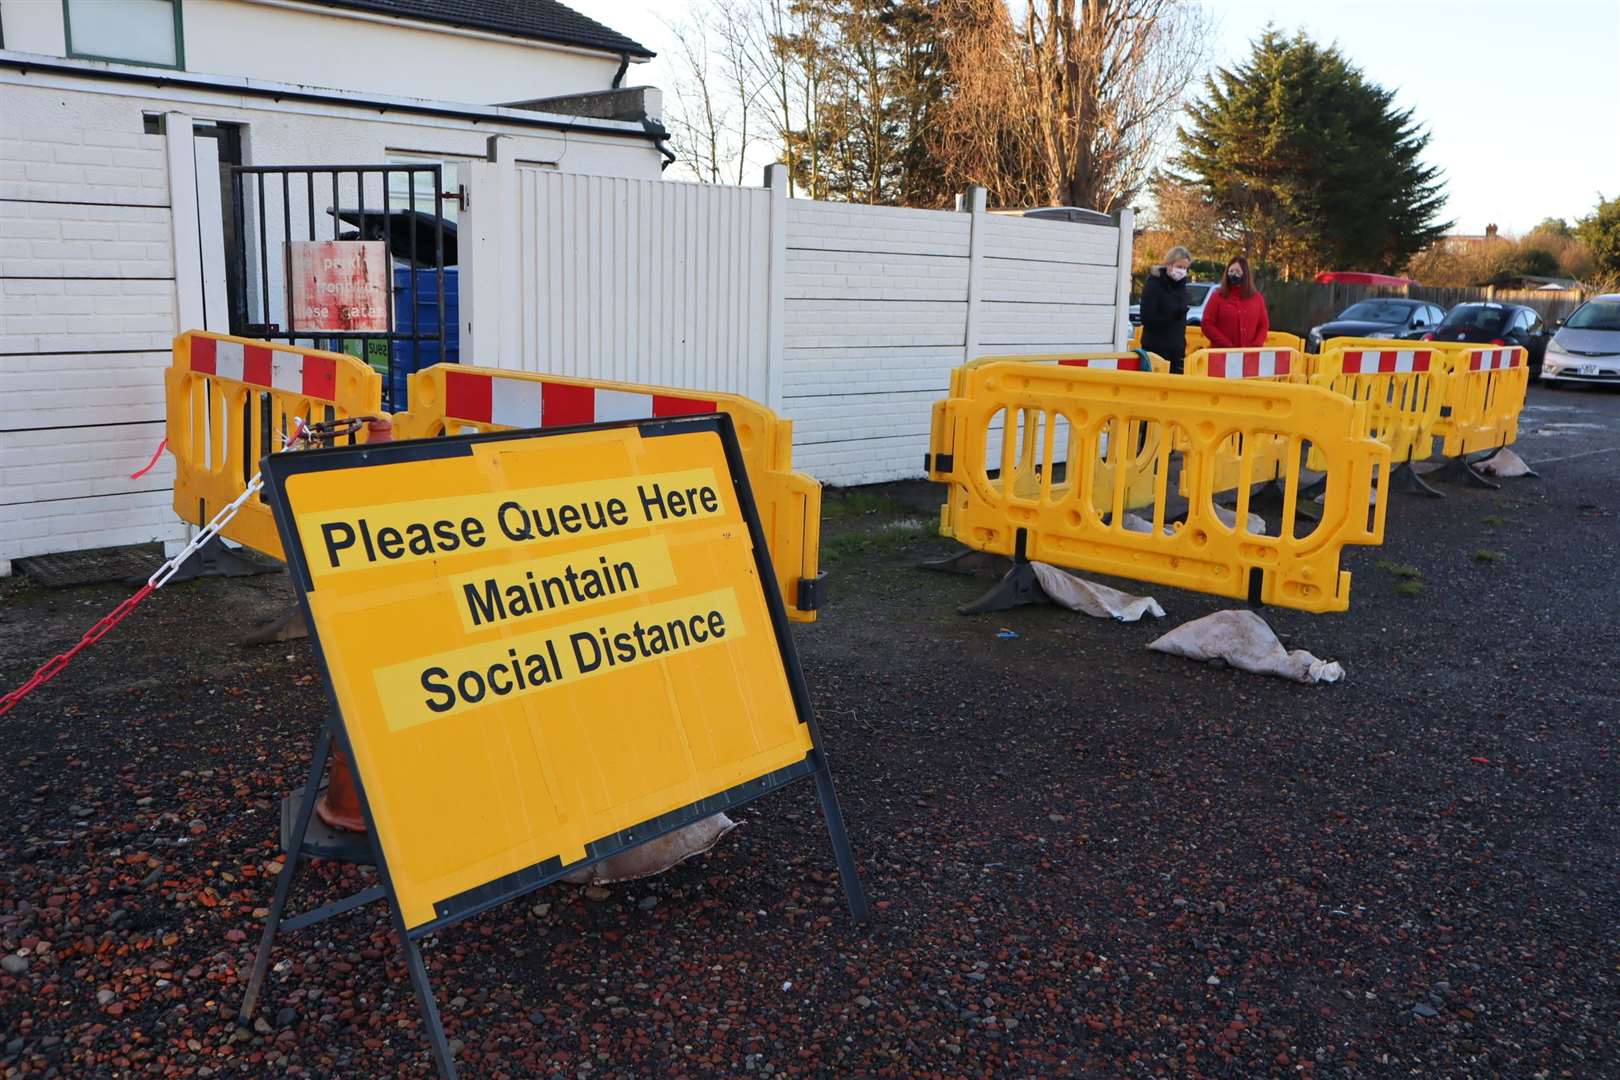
<box><xmin>1123</xmin><ymin>508</ymin><xmax>1267</xmax><ymax>535</ymax></box>
<box><xmin>1212</xmin><ymin>504</ymin><xmax>1269</xmax><ymax>535</ymax></box>
<box><xmin>1122</xmin><ymin>512</ymin><xmax>1172</xmax><ymax>536</ymax></box>
<box><xmin>1147</xmin><ymin>609</ymin><xmax>1343</xmax><ymax>684</ymax></box>
<box><xmin>1030</xmin><ymin>562</ymin><xmax>1166</xmax><ymax>621</ymax></box>
<box><xmin>1478</xmin><ymin>447</ymin><xmax>1533</xmax><ymax>477</ymax></box>
<box><xmin>561</xmin><ymin>813</ymin><xmax>737</xmax><ymax>885</ymax></box>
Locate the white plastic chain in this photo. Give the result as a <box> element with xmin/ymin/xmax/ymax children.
<box><xmin>145</xmin><ymin>473</ymin><xmax>266</xmax><ymax>590</ymax></box>
<box><xmin>144</xmin><ymin>418</ymin><xmax>309</xmax><ymax>591</ymax></box>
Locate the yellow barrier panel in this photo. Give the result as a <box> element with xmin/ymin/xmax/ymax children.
<box><xmin>1183</xmin><ymin>346</ymin><xmax>1308</xmax><ymax>495</ymax></box>
<box><xmin>930</xmin><ymin>362</ymin><xmax>1390</xmax><ymax>613</ymax></box>
<box><xmin>1130</xmin><ymin>325</ymin><xmax>1304</xmax><ymax>356</ymax></box>
<box><xmin>1424</xmin><ymin>343</ymin><xmax>1530</xmax><ymax>457</ymax></box>
<box><xmin>1310</xmin><ymin>343</ymin><xmax>1447</xmax><ymax>467</ymax></box>
<box><xmin>166</xmin><ymin>331</ymin><xmax>384</xmax><ymax>560</ymax></box>
<box><xmin>393</xmin><ymin>363</ymin><xmax>824</xmax><ymax>622</ymax></box>
<box><xmin>929</xmin><ymin>353</ymin><xmax>1168</xmax><ymax>514</ymax></box>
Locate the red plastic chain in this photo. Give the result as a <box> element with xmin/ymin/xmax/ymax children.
<box><xmin>0</xmin><ymin>584</ymin><xmax>155</xmax><ymax>717</ymax></box>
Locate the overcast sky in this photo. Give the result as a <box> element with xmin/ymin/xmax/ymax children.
<box><xmin>571</xmin><ymin>0</ymin><xmax>1620</xmax><ymax>236</ymax></box>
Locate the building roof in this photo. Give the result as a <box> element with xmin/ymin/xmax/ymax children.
<box><xmin>310</xmin><ymin>0</ymin><xmax>654</xmax><ymax>58</ymax></box>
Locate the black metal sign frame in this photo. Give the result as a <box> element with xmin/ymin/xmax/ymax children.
<box><xmin>239</xmin><ymin>414</ymin><xmax>867</xmax><ymax>1080</ymax></box>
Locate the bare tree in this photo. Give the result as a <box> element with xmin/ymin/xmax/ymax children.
<box><xmin>937</xmin><ymin>0</ymin><xmax>1210</xmax><ymax>211</ymax></box>
<box><xmin>712</xmin><ymin>0</ymin><xmax>769</xmax><ymax>185</ymax></box>
<box><xmin>662</xmin><ymin>8</ymin><xmax>729</xmax><ymax>183</ymax></box>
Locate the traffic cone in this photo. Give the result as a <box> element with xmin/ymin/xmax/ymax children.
<box><xmin>313</xmin><ymin>415</ymin><xmax>394</xmax><ymax>834</ymax></box>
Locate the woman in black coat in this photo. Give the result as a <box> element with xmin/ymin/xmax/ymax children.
<box><xmin>1138</xmin><ymin>244</ymin><xmax>1193</xmax><ymax>373</ymax></box>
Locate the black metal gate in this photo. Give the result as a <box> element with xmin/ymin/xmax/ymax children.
<box><xmin>226</xmin><ymin>164</ymin><xmax>456</xmax><ymax>408</ymax></box>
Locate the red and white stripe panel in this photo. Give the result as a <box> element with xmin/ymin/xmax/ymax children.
<box><xmin>1204</xmin><ymin>350</ymin><xmax>1292</xmax><ymax>378</ymax></box>
<box><xmin>1056</xmin><ymin>356</ymin><xmax>1148</xmax><ymax>371</ymax></box>
<box><xmin>1468</xmin><ymin>347</ymin><xmax>1522</xmax><ymax>371</ymax></box>
<box><xmin>1338</xmin><ymin>349</ymin><xmax>1433</xmax><ymax>375</ymax></box>
<box><xmin>443</xmin><ymin>369</ymin><xmax>718</xmax><ymax>429</ymax></box>
<box><xmin>189</xmin><ymin>336</ymin><xmax>339</xmax><ymax>400</ymax></box>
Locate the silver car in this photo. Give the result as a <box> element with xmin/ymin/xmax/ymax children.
<box><xmin>1542</xmin><ymin>294</ymin><xmax>1620</xmax><ymax>384</ymax></box>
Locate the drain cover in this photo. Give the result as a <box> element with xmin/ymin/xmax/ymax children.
<box><xmin>14</xmin><ymin>544</ymin><xmax>167</xmax><ymax>588</ymax></box>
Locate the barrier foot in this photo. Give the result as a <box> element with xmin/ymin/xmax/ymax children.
<box><xmin>1390</xmin><ymin>460</ymin><xmax>1445</xmax><ymax>498</ymax></box>
<box><xmin>239</xmin><ymin>604</ymin><xmax>308</xmax><ymax>645</ymax></box>
<box><xmin>919</xmin><ymin>547</ymin><xmax>1013</xmax><ymax>580</ymax></box>
<box><xmin>957</xmin><ymin>559</ymin><xmax>1049</xmax><ymax>615</ymax></box>
<box><xmin>1429</xmin><ymin>453</ymin><xmax>1501</xmax><ymax>490</ymax></box>
<box><xmin>158</xmin><ymin>535</ymin><xmax>280</xmax><ymax>585</ymax></box>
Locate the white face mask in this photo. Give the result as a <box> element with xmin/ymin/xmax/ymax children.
<box><xmin>1167</xmin><ymin>266</ymin><xmax>1187</xmax><ymax>281</ymax></box>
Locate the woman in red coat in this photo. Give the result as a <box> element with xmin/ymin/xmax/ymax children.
<box><xmin>1201</xmin><ymin>255</ymin><xmax>1270</xmax><ymax>348</ymax></box>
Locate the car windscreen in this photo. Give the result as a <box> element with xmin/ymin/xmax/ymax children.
<box><xmin>1339</xmin><ymin>301</ymin><xmax>1412</xmax><ymax>322</ymax></box>
<box><xmin>1185</xmin><ymin>284</ymin><xmax>1212</xmax><ymax>304</ymax></box>
<box><xmin>1564</xmin><ymin>300</ymin><xmax>1620</xmax><ymax>331</ymax></box>
<box><xmin>1440</xmin><ymin>306</ymin><xmax>1509</xmax><ymax>333</ymax></box>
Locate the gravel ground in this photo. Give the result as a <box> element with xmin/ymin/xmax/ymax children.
<box><xmin>2</xmin><ymin>384</ymin><xmax>1617</xmax><ymax>1079</ymax></box>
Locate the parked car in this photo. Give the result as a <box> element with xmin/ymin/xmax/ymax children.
<box><xmin>1307</xmin><ymin>299</ymin><xmax>1445</xmax><ymax>351</ymax></box>
<box><xmin>1423</xmin><ymin>302</ymin><xmax>1552</xmax><ymax>379</ymax></box>
<box><xmin>1540</xmin><ymin>294</ymin><xmax>1620</xmax><ymax>385</ymax></box>
<box><xmin>1128</xmin><ymin>281</ymin><xmax>1214</xmax><ymax>326</ymax></box>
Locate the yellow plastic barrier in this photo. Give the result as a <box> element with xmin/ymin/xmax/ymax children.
<box><xmin>166</xmin><ymin>332</ymin><xmax>384</xmax><ymax>559</ymax></box>
<box><xmin>1311</xmin><ymin>342</ymin><xmax>1447</xmax><ymax>467</ymax></box>
<box><xmin>393</xmin><ymin>363</ymin><xmax>824</xmax><ymax>621</ymax></box>
<box><xmin>1130</xmin><ymin>325</ymin><xmax>1304</xmax><ymax>356</ymax></box>
<box><xmin>1183</xmin><ymin>346</ymin><xmax>1308</xmax><ymax>495</ymax></box>
<box><xmin>930</xmin><ymin>361</ymin><xmax>1390</xmax><ymax>613</ymax></box>
<box><xmin>929</xmin><ymin>352</ymin><xmax>1168</xmax><ymax>514</ymax></box>
<box><xmin>1424</xmin><ymin>343</ymin><xmax>1530</xmax><ymax>456</ymax></box>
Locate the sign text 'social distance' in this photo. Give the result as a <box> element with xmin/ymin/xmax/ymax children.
<box><xmin>295</xmin><ymin>469</ymin><xmax>723</xmax><ymax>577</ymax></box>
<box><xmin>372</xmin><ymin>588</ymin><xmax>745</xmax><ymax>729</ymax></box>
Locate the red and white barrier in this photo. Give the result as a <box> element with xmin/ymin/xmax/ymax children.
<box><xmin>189</xmin><ymin>337</ymin><xmax>339</xmax><ymax>400</ymax></box>
<box><xmin>1056</xmin><ymin>355</ymin><xmax>1151</xmax><ymax>371</ymax></box>
<box><xmin>441</xmin><ymin>369</ymin><xmax>717</xmax><ymax>429</ymax></box>
<box><xmin>1338</xmin><ymin>349</ymin><xmax>1433</xmax><ymax>375</ymax></box>
<box><xmin>1203</xmin><ymin>350</ymin><xmax>1293</xmax><ymax>379</ymax></box>
<box><xmin>1467</xmin><ymin>347</ymin><xmax>1523</xmax><ymax>371</ymax></box>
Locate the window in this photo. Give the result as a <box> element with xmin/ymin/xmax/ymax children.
<box><xmin>65</xmin><ymin>0</ymin><xmax>184</xmax><ymax>69</ymax></box>
<box><xmin>386</xmin><ymin>155</ymin><xmax>466</xmax><ymax>215</ymax></box>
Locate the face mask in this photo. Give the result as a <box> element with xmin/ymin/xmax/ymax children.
<box><xmin>1167</xmin><ymin>267</ymin><xmax>1187</xmax><ymax>281</ymax></box>
<box><xmin>1226</xmin><ymin>267</ymin><xmax>1244</xmax><ymax>282</ymax></box>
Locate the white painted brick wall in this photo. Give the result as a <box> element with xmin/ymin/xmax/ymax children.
<box><xmin>0</xmin><ymin>202</ymin><xmax>173</xmax><ymax>278</ymax></box>
<box><xmin>0</xmin><ymin>422</ymin><xmax>175</xmax><ymax>504</ymax></box>
<box><xmin>0</xmin><ymin>490</ymin><xmax>186</xmax><ymax>559</ymax></box>
<box><xmin>0</xmin><ymin>85</ymin><xmax>183</xmax><ymax>569</ymax></box>
<box><xmin>0</xmin><ymin>117</ymin><xmax>170</xmax><ymax>206</ymax></box>
<box><xmin>0</xmin><ymin>351</ymin><xmax>169</xmax><ymax>431</ymax></box>
<box><xmin>0</xmin><ymin>278</ymin><xmax>178</xmax><ymax>355</ymax></box>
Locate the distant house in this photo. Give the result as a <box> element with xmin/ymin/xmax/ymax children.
<box><xmin>1481</xmin><ymin>274</ymin><xmax>1582</xmax><ymax>291</ymax></box>
<box><xmin>1440</xmin><ymin>223</ymin><xmax>1506</xmax><ymax>253</ymax></box>
<box><xmin>0</xmin><ymin>0</ymin><xmax>667</xmax><ymax>572</ymax></box>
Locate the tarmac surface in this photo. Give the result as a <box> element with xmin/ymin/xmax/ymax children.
<box><xmin>1</xmin><ymin>383</ymin><xmax>1617</xmax><ymax>1078</ymax></box>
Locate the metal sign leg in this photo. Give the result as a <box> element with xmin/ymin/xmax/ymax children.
<box><xmin>397</xmin><ymin>923</ymin><xmax>459</xmax><ymax>1080</ymax></box>
<box><xmin>811</xmin><ymin>756</ymin><xmax>869</xmax><ymax>924</ymax></box>
<box><xmin>239</xmin><ymin>724</ymin><xmax>332</xmax><ymax>1023</ymax></box>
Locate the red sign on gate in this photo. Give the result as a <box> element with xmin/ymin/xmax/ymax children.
<box><xmin>288</xmin><ymin>240</ymin><xmax>389</xmax><ymax>332</ymax></box>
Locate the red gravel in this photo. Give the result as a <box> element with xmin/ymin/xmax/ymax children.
<box><xmin>2</xmin><ymin>386</ymin><xmax>1618</xmax><ymax>1078</ymax></box>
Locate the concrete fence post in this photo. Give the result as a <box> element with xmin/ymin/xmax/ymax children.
<box><xmin>961</xmin><ymin>185</ymin><xmax>987</xmax><ymax>362</ymax></box>
<box><xmin>464</xmin><ymin>135</ymin><xmax>519</xmax><ymax>368</ymax></box>
<box><xmin>1111</xmin><ymin>206</ymin><xmax>1135</xmax><ymax>351</ymax></box>
<box><xmin>763</xmin><ymin>163</ymin><xmax>788</xmax><ymax>411</ymax></box>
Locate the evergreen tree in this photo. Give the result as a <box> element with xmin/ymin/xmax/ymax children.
<box><xmin>1172</xmin><ymin>29</ymin><xmax>1450</xmax><ymax>277</ymax></box>
<box><xmin>1576</xmin><ymin>195</ymin><xmax>1620</xmax><ymax>277</ymax></box>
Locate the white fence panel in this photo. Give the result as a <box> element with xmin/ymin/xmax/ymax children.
<box><xmin>467</xmin><ymin>162</ymin><xmax>1130</xmax><ymax>489</ymax></box>
<box><xmin>500</xmin><ymin>168</ymin><xmax>772</xmax><ymax>402</ymax></box>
